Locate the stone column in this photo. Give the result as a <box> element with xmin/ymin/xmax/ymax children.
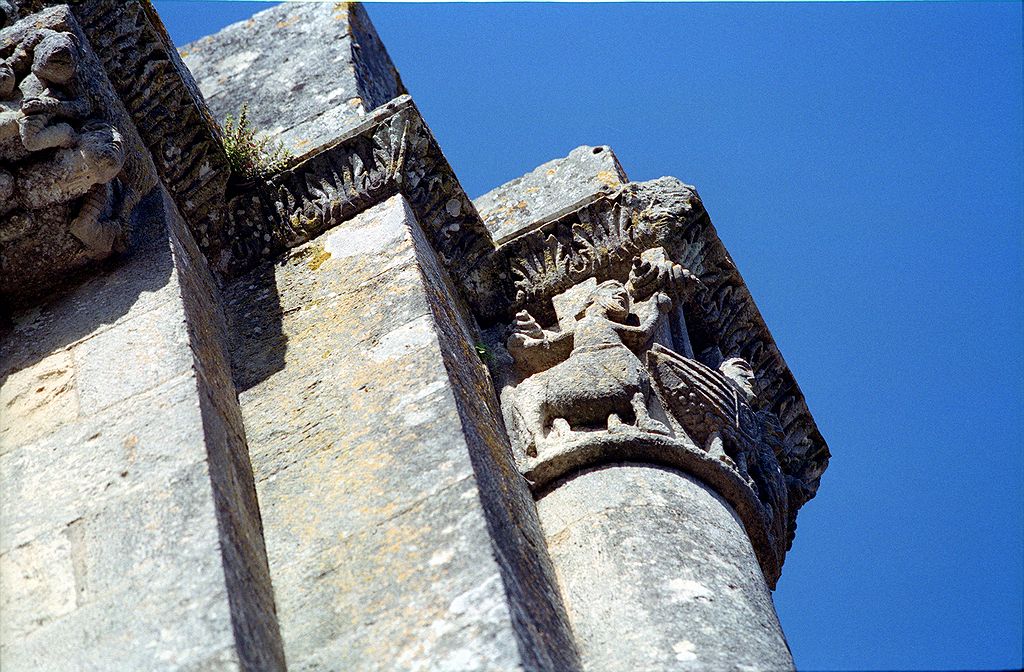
<box><xmin>469</xmin><ymin>150</ymin><xmax>829</xmax><ymax>671</ymax></box>
<box><xmin>536</xmin><ymin>465</ymin><xmax>793</xmax><ymax>671</ymax></box>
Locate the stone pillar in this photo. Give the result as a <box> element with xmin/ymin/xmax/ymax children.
<box><xmin>0</xmin><ymin>188</ymin><xmax>285</xmax><ymax>671</ymax></box>
<box><xmin>1</xmin><ymin>6</ymin><xmax>284</xmax><ymax>669</ymax></box>
<box><xmin>224</xmin><ymin>195</ymin><xmax>579</xmax><ymax>671</ymax></box>
<box><xmin>536</xmin><ymin>465</ymin><xmax>793</xmax><ymax>671</ymax></box>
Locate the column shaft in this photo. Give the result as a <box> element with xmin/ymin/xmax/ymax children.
<box><xmin>536</xmin><ymin>463</ymin><xmax>794</xmax><ymax>672</ymax></box>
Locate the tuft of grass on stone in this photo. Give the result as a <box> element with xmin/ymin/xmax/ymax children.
<box><xmin>222</xmin><ymin>103</ymin><xmax>291</xmax><ymax>181</ymax></box>
<box><xmin>474</xmin><ymin>342</ymin><xmax>494</xmax><ymax>363</ymax></box>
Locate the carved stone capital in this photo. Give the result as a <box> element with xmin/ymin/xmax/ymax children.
<box><xmin>482</xmin><ymin>244</ymin><xmax>788</xmax><ymax>584</ymax></box>
<box><xmin>473</xmin><ymin>177</ymin><xmax>829</xmax><ymax>585</ymax></box>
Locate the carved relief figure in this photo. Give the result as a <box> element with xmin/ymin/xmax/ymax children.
<box><xmin>502</xmin><ymin>248</ymin><xmax>777</xmax><ymax>489</ymax></box>
<box><xmin>15</xmin><ymin>29</ymin><xmax>91</xmax><ymax>152</ymax></box>
<box><xmin>0</xmin><ymin>24</ymin><xmax>125</xmax><ymax>256</ymax></box>
<box><xmin>506</xmin><ymin>253</ymin><xmax>696</xmax><ymax>454</ymax></box>
<box><xmin>648</xmin><ymin>345</ymin><xmax>762</xmax><ymax>474</ymax></box>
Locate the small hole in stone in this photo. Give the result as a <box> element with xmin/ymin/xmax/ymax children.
<box><xmin>593</xmin><ymin>147</ymin><xmax>604</xmax><ymax>154</ymax></box>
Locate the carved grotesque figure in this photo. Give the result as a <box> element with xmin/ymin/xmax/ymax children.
<box><xmin>16</xmin><ymin>28</ymin><xmax>89</xmax><ymax>152</ymax></box>
<box><xmin>0</xmin><ymin>24</ymin><xmax>125</xmax><ymax>256</ymax></box>
<box><xmin>646</xmin><ymin>345</ymin><xmax>764</xmax><ymax>473</ymax></box>
<box><xmin>501</xmin><ymin>246</ymin><xmax>782</xmax><ymax>495</ymax></box>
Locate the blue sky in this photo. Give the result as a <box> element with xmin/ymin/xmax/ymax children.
<box><xmin>154</xmin><ymin>2</ymin><xmax>1024</xmax><ymax>670</ymax></box>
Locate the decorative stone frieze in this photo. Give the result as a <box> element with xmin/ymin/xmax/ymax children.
<box><xmin>223</xmin><ymin>95</ymin><xmax>494</xmax><ymax>278</ymax></box>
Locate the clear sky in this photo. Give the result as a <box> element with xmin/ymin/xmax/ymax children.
<box><xmin>154</xmin><ymin>2</ymin><xmax>1024</xmax><ymax>670</ymax></box>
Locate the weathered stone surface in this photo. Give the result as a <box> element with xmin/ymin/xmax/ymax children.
<box><xmin>226</xmin><ymin>195</ymin><xmax>578</xmax><ymax>671</ymax></box>
<box><xmin>0</xmin><ymin>4</ymin><xmax>830</xmax><ymax>671</ymax></box>
<box><xmin>0</xmin><ymin>5</ymin><xmax>158</xmax><ymax>309</ymax></box>
<box><xmin>473</xmin><ymin>145</ymin><xmax>627</xmax><ymax>245</ymax></box>
<box><xmin>182</xmin><ymin>1</ymin><xmax>404</xmax><ymax>156</ymax></box>
<box><xmin>0</xmin><ymin>187</ymin><xmax>283</xmax><ymax>670</ymax></box>
<box><xmin>537</xmin><ymin>464</ymin><xmax>794</xmax><ymax>672</ymax></box>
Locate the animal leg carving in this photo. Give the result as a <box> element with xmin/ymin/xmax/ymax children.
<box><xmin>632</xmin><ymin>391</ymin><xmax>669</xmax><ymax>435</ymax></box>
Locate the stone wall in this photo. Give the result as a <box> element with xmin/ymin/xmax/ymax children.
<box><xmin>0</xmin><ymin>2</ymin><xmax>828</xmax><ymax>670</ymax></box>
<box><xmin>1</xmin><ymin>187</ymin><xmax>284</xmax><ymax>670</ymax></box>
<box><xmin>224</xmin><ymin>195</ymin><xmax>578</xmax><ymax>671</ymax></box>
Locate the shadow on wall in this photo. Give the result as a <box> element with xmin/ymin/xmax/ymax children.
<box><xmin>0</xmin><ymin>186</ymin><xmax>174</xmax><ymax>400</ymax></box>
<box><xmin>222</xmin><ymin>261</ymin><xmax>286</xmax><ymax>394</ymax></box>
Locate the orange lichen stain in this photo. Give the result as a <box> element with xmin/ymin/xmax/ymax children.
<box><xmin>276</xmin><ymin>16</ymin><xmax>299</xmax><ymax>29</ymax></box>
<box><xmin>596</xmin><ymin>170</ymin><xmax>621</xmax><ymax>189</ymax></box>
<box><xmin>348</xmin><ymin>97</ymin><xmax>364</xmax><ymax>108</ymax></box>
<box><xmin>516</xmin><ymin>200</ymin><xmax>528</xmax><ymax>210</ymax></box>
<box><xmin>307</xmin><ymin>248</ymin><xmax>332</xmax><ymax>271</ymax></box>
<box><xmin>546</xmin><ymin>168</ymin><xmax>557</xmax><ymax>176</ymax></box>
<box><xmin>333</xmin><ymin>3</ymin><xmax>350</xmax><ymax>20</ymax></box>
<box><xmin>525</xmin><ymin>186</ymin><xmax>541</xmax><ymax>194</ymax></box>
<box><xmin>178</xmin><ymin>49</ymin><xmax>190</xmax><ymax>59</ymax></box>
<box><xmin>124</xmin><ymin>433</ymin><xmax>139</xmax><ymax>466</ymax></box>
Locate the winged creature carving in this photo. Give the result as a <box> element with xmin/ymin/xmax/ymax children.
<box><xmin>647</xmin><ymin>343</ymin><xmax>762</xmax><ymax>474</ymax></box>
<box><xmin>503</xmin><ymin>247</ymin><xmax>772</xmax><ymax>485</ymax></box>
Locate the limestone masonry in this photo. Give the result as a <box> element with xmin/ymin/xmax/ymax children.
<box><xmin>0</xmin><ymin>2</ymin><xmax>829</xmax><ymax>671</ymax></box>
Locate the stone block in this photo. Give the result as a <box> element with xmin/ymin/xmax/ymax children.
<box><xmin>0</xmin><ymin>561</ymin><xmax>239</xmax><ymax>671</ymax></box>
<box><xmin>0</xmin><ymin>350</ymin><xmax>79</xmax><ymax>453</ymax></box>
<box><xmin>474</xmin><ymin>145</ymin><xmax>628</xmax><ymax>245</ymax></box>
<box><xmin>0</xmin><ymin>374</ymin><xmax>205</xmax><ymax>554</ymax></box>
<box><xmin>0</xmin><ymin>527</ymin><xmax>77</xmax><ymax>643</ymax></box>
<box><xmin>181</xmin><ymin>2</ymin><xmax>404</xmax><ymax>155</ymax></box>
<box><xmin>73</xmin><ymin>299</ymin><xmax>193</xmax><ymax>415</ymax></box>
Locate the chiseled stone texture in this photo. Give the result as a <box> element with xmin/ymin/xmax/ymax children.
<box><xmin>0</xmin><ymin>187</ymin><xmax>284</xmax><ymax>670</ymax></box>
<box><xmin>536</xmin><ymin>463</ymin><xmax>794</xmax><ymax>672</ymax></box>
<box><xmin>226</xmin><ymin>194</ymin><xmax>579</xmax><ymax>671</ymax></box>
<box><xmin>473</xmin><ymin>145</ymin><xmax>628</xmax><ymax>245</ymax></box>
<box><xmin>181</xmin><ymin>1</ymin><xmax>405</xmax><ymax>156</ymax></box>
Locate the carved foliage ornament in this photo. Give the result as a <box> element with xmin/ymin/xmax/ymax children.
<box><xmin>221</xmin><ymin>96</ymin><xmax>492</xmax><ymax>278</ymax></box>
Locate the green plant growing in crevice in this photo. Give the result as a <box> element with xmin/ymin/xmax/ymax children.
<box><xmin>222</xmin><ymin>103</ymin><xmax>291</xmax><ymax>182</ymax></box>
<box><xmin>474</xmin><ymin>341</ymin><xmax>494</xmax><ymax>364</ymax></box>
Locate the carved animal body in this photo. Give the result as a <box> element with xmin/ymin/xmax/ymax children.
<box><xmin>518</xmin><ymin>337</ymin><xmax>648</xmax><ymax>436</ymax></box>
<box><xmin>508</xmin><ymin>279</ymin><xmax>671</xmax><ymax>454</ymax></box>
